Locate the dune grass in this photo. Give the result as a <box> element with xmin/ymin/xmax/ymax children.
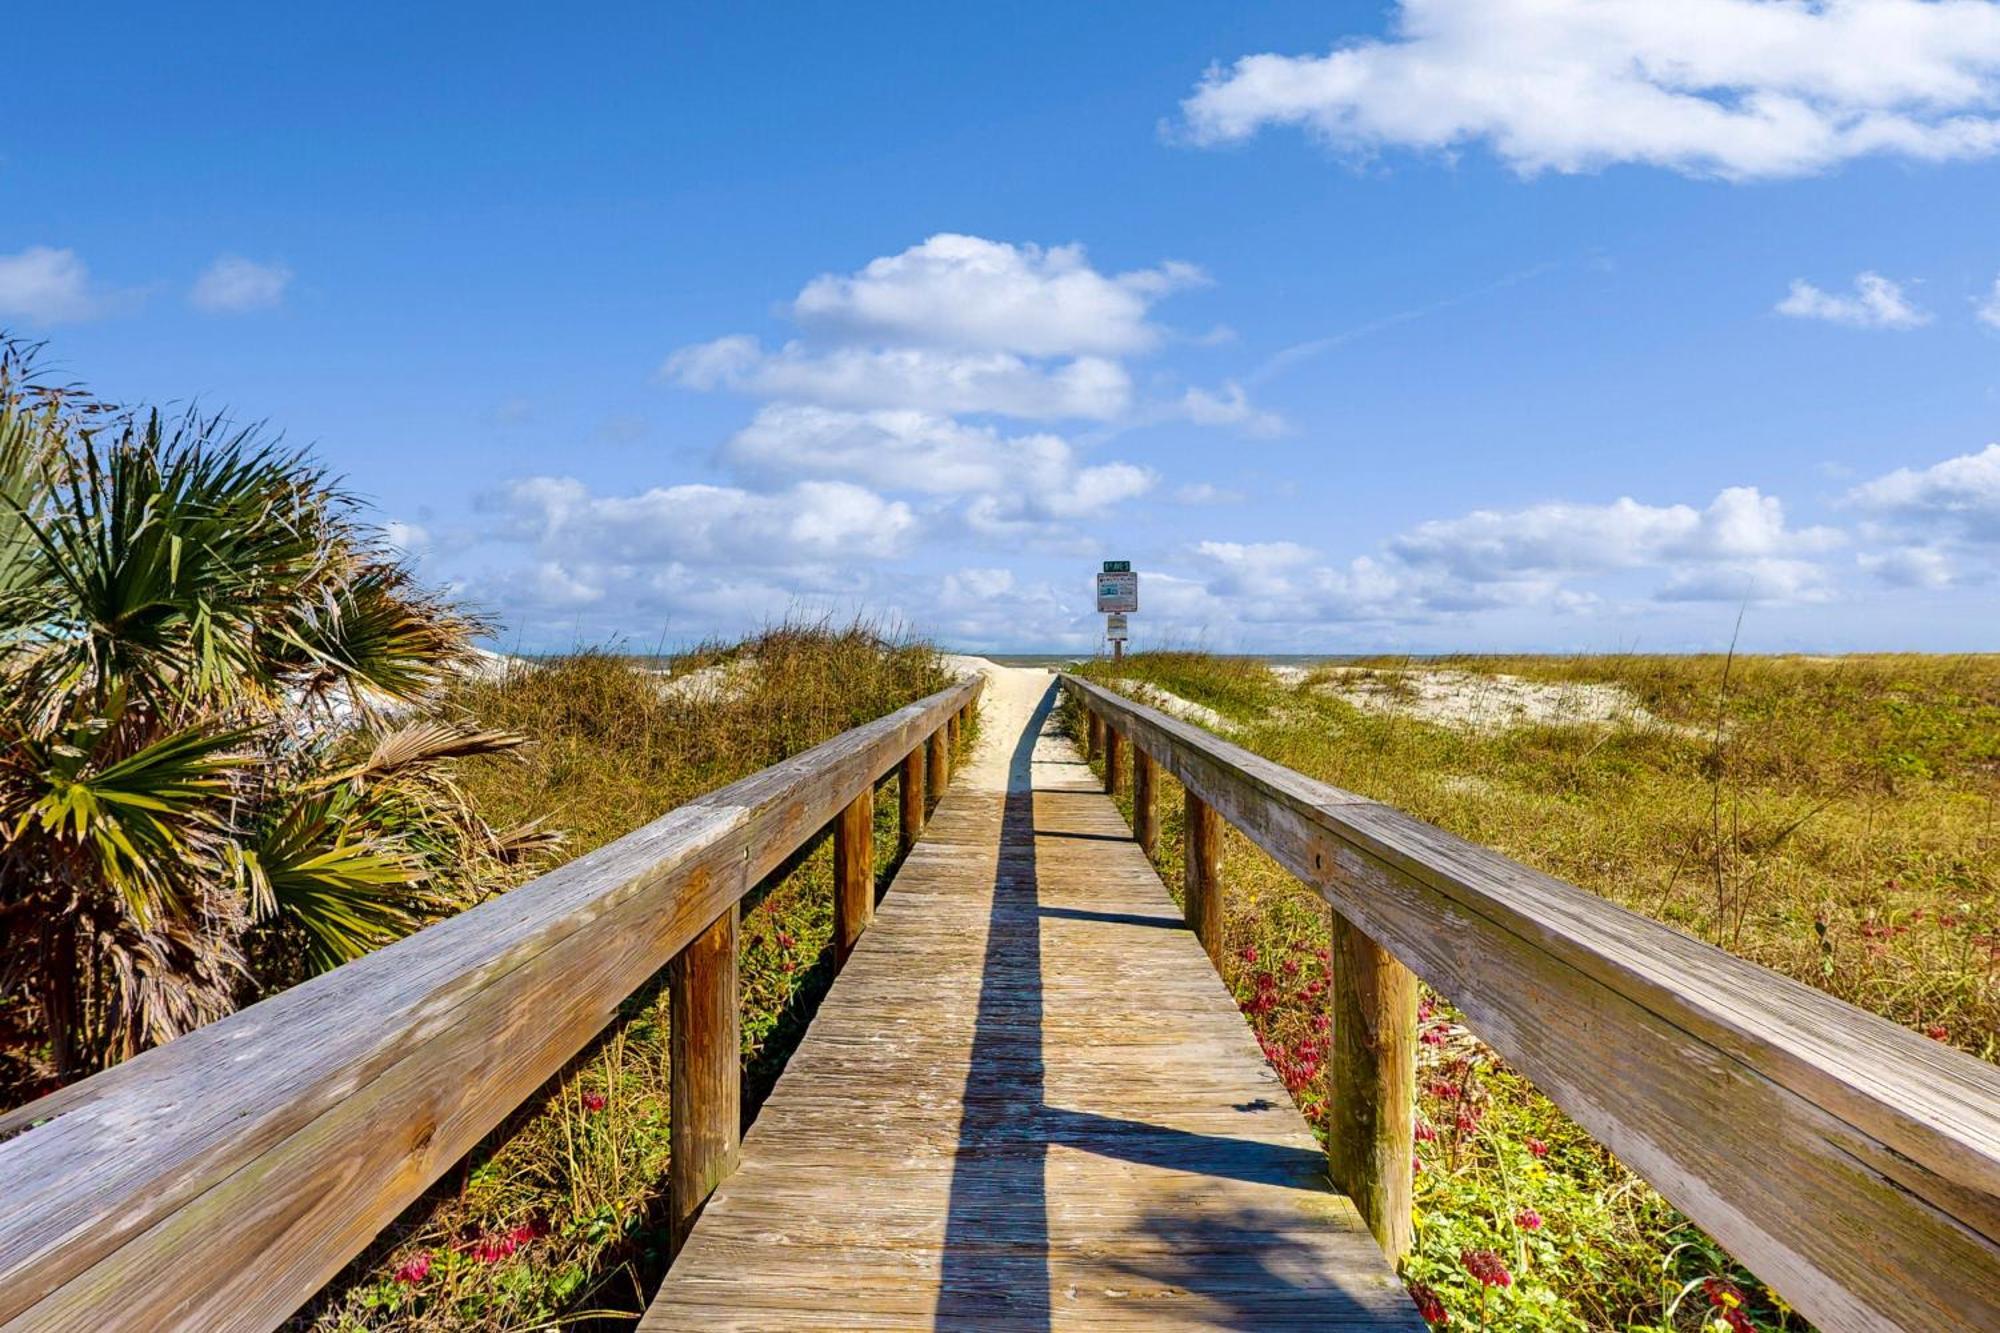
<box><xmin>1072</xmin><ymin>650</ymin><xmax>1997</xmax><ymax>1332</ymax></box>
<box><xmin>292</xmin><ymin>622</ymin><xmax>967</xmax><ymax>1332</ymax></box>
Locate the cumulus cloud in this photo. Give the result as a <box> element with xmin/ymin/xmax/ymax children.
<box><xmin>486</xmin><ymin>475</ymin><xmax>916</xmax><ymax>569</ymax></box>
<box><xmin>1858</xmin><ymin>545</ymin><xmax>1953</xmax><ymax>588</ymax></box>
<box><xmin>721</xmin><ymin>405</ymin><xmax>1156</xmax><ymax>523</ymax></box>
<box><xmin>791</xmin><ymin>233</ymin><xmax>1203</xmax><ymax>357</ymax></box>
<box><xmin>1163</xmin><ymin>485</ymin><xmax>1854</xmax><ymax>638</ymax></box>
<box><xmin>1176</xmin><ymin>0</ymin><xmax>2000</xmax><ymax>180</ymax></box>
<box><xmin>662</xmin><ymin>336</ymin><xmax>1133</xmax><ymax>420</ymax></box>
<box><xmin>1846</xmin><ymin>443</ymin><xmax>2000</xmax><ymax>542</ymax></box>
<box><xmin>1775</xmin><ymin>271</ymin><xmax>1928</xmax><ymax>328</ymax></box>
<box><xmin>660</xmin><ymin>233</ymin><xmax>1274</xmax><ymax>430</ymax></box>
<box><xmin>1389</xmin><ymin>486</ymin><xmax>1842</xmax><ymax>581</ymax></box>
<box><xmin>0</xmin><ymin>246</ymin><xmax>99</xmax><ymax>324</ymax></box>
<box><xmin>189</xmin><ymin>255</ymin><xmax>293</xmax><ymax>313</ymax></box>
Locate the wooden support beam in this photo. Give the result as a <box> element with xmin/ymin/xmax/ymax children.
<box><xmin>668</xmin><ymin>904</ymin><xmax>740</xmax><ymax>1259</ymax></box>
<box><xmin>1133</xmin><ymin>749</ymin><xmax>1159</xmax><ymax>857</ymax></box>
<box><xmin>833</xmin><ymin>789</ymin><xmax>874</xmax><ymax>968</ymax></box>
<box><xmin>947</xmin><ymin>709</ymin><xmax>960</xmax><ymax>763</ymax></box>
<box><xmin>1103</xmin><ymin>722</ymin><xmax>1125</xmax><ymax>796</ymax></box>
<box><xmin>926</xmin><ymin>727</ymin><xmax>949</xmax><ymax>806</ymax></box>
<box><xmin>1086</xmin><ymin>710</ymin><xmax>1103</xmax><ymax>760</ymax></box>
<box><xmin>1183</xmin><ymin>791</ymin><xmax>1222</xmax><ymax>967</ymax></box>
<box><xmin>898</xmin><ymin>745</ymin><xmax>926</xmax><ymax>852</ymax></box>
<box><xmin>1328</xmin><ymin>911</ymin><xmax>1418</xmax><ymax>1261</ymax></box>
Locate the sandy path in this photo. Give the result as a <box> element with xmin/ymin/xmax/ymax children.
<box><xmin>952</xmin><ymin>660</ymin><xmax>1061</xmax><ymax>793</ymax></box>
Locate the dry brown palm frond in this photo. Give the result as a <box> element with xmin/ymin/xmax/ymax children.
<box><xmin>317</xmin><ymin>721</ymin><xmax>527</xmax><ymax>792</ymax></box>
<box><xmin>490</xmin><ymin>815</ymin><xmax>565</xmax><ymax>864</ymax></box>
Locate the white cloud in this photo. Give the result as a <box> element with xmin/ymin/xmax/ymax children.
<box><xmin>1174</xmin><ymin>381</ymin><xmax>1285</xmax><ymax>435</ymax></box>
<box><xmin>487</xmin><ymin>475</ymin><xmax>916</xmax><ymax>569</ymax></box>
<box><xmin>382</xmin><ymin>520</ymin><xmax>432</xmax><ymax>556</ymax></box>
<box><xmin>1775</xmin><ymin>271</ymin><xmax>1928</xmax><ymax>328</ymax></box>
<box><xmin>0</xmin><ymin>246</ymin><xmax>99</xmax><ymax>324</ymax></box>
<box><xmin>660</xmin><ymin>233</ymin><xmax>1273</xmax><ymax>431</ymax></box>
<box><xmin>662</xmin><ymin>337</ymin><xmax>1133</xmax><ymax>420</ymax></box>
<box><xmin>1976</xmin><ymin>276</ymin><xmax>2000</xmax><ymax>329</ymax></box>
<box><xmin>721</xmin><ymin>405</ymin><xmax>1156</xmax><ymax>529</ymax></box>
<box><xmin>1389</xmin><ymin>486</ymin><xmax>1841</xmax><ymax>581</ymax></box>
<box><xmin>1846</xmin><ymin>443</ymin><xmax>2000</xmax><ymax>542</ymax></box>
<box><xmin>190</xmin><ymin>255</ymin><xmax>292</xmax><ymax>313</ymax></box>
<box><xmin>1656</xmin><ymin>558</ymin><xmax>1833</xmax><ymax>603</ymax></box>
<box><xmin>792</xmin><ymin>233</ymin><xmax>1202</xmax><ymax>356</ymax></box>
<box><xmin>1177</xmin><ymin>0</ymin><xmax>2000</xmax><ymax>180</ymax></box>
<box><xmin>1859</xmin><ymin>545</ymin><xmax>1953</xmax><ymax>587</ymax></box>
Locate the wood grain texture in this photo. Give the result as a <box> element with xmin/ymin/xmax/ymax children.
<box><xmin>900</xmin><ymin>747</ymin><xmax>927</xmax><ymax>853</ymax></box>
<box><xmin>927</xmin><ymin>728</ymin><xmax>950</xmax><ymax>806</ymax></box>
<box><xmin>1328</xmin><ymin>911</ymin><xmax>1416</xmax><ymax>1261</ymax></box>
<box><xmin>834</xmin><ymin>789</ymin><xmax>874</xmax><ymax>968</ymax></box>
<box><xmin>669</xmin><ymin>905</ymin><xmax>740</xmax><ymax>1257</ymax></box>
<box><xmin>1133</xmin><ymin>750</ymin><xmax>1159</xmax><ymax>857</ymax></box>
<box><xmin>1104</xmin><ymin>722</ymin><xmax>1126</xmax><ymax>797</ymax></box>
<box><xmin>1184</xmin><ymin>792</ymin><xmax>1223</xmax><ymax>969</ymax></box>
<box><xmin>1063</xmin><ymin>675</ymin><xmax>2000</xmax><ymax>1333</ymax></box>
<box><xmin>0</xmin><ymin>678</ymin><xmax>979</xmax><ymax>1333</ymax></box>
<box><xmin>645</xmin><ymin>675</ymin><xmax>1415</xmax><ymax>1329</ymax></box>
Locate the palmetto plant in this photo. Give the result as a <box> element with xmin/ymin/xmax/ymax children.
<box><xmin>0</xmin><ymin>339</ymin><xmax>543</xmax><ymax>1095</ymax></box>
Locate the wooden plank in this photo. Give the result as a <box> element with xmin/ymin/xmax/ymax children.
<box><xmin>899</xmin><ymin>745</ymin><xmax>926</xmax><ymax>853</ymax></box>
<box><xmin>834</xmin><ymin>788</ymin><xmax>874</xmax><ymax>967</ymax></box>
<box><xmin>927</xmin><ymin>728</ymin><xmax>949</xmax><ymax>806</ymax></box>
<box><xmin>1104</xmin><ymin>721</ymin><xmax>1125</xmax><ymax>796</ymax></box>
<box><xmin>1327</xmin><ymin>911</ymin><xmax>1416</xmax><ymax>1261</ymax></box>
<box><xmin>1184</xmin><ymin>790</ymin><xmax>1222</xmax><ymax>969</ymax></box>
<box><xmin>0</xmin><ymin>678</ymin><xmax>979</xmax><ymax>1332</ymax></box>
<box><xmin>1063</xmin><ymin>674</ymin><xmax>2000</xmax><ymax>1333</ymax></box>
<box><xmin>646</xmin><ymin>670</ymin><xmax>1417</xmax><ymax>1329</ymax></box>
<box><xmin>1133</xmin><ymin>749</ymin><xmax>1159</xmax><ymax>857</ymax></box>
<box><xmin>669</xmin><ymin>905</ymin><xmax>740</xmax><ymax>1257</ymax></box>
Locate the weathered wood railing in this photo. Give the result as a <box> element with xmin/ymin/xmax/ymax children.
<box><xmin>0</xmin><ymin>676</ymin><xmax>981</xmax><ymax>1332</ymax></box>
<box><xmin>1064</xmin><ymin>673</ymin><xmax>2000</xmax><ymax>1333</ymax></box>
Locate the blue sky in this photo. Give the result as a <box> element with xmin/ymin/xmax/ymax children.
<box><xmin>6</xmin><ymin>1</ymin><xmax>2000</xmax><ymax>652</ymax></box>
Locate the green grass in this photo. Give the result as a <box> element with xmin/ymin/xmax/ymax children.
<box><xmin>1073</xmin><ymin>650</ymin><xmax>1998</xmax><ymax>1332</ymax></box>
<box><xmin>291</xmin><ymin>622</ymin><xmax>969</xmax><ymax>1332</ymax></box>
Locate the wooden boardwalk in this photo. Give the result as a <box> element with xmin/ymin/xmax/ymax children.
<box><xmin>644</xmin><ymin>673</ymin><xmax>1416</xmax><ymax>1330</ymax></box>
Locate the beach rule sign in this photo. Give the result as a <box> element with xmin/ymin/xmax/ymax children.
<box><xmin>1096</xmin><ymin>564</ymin><xmax>1137</xmax><ymax>613</ymax></box>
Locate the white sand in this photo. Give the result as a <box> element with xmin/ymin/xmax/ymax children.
<box><xmin>1316</xmin><ymin>667</ymin><xmax>1673</xmax><ymax>734</ymax></box>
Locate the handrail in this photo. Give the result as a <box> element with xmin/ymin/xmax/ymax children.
<box><xmin>1062</xmin><ymin>672</ymin><xmax>2000</xmax><ymax>1333</ymax></box>
<box><xmin>0</xmin><ymin>675</ymin><xmax>981</xmax><ymax>1332</ymax></box>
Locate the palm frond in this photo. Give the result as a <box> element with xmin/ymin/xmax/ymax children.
<box><xmin>314</xmin><ymin>721</ymin><xmax>526</xmax><ymax>792</ymax></box>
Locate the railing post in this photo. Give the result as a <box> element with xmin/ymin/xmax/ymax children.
<box><xmin>899</xmin><ymin>743</ymin><xmax>926</xmax><ymax>851</ymax></box>
<box><xmin>927</xmin><ymin>726</ymin><xmax>949</xmax><ymax>806</ymax></box>
<box><xmin>668</xmin><ymin>904</ymin><xmax>740</xmax><ymax>1260</ymax></box>
<box><xmin>1104</xmin><ymin>722</ymin><xmax>1125</xmax><ymax>796</ymax></box>
<box><xmin>833</xmin><ymin>788</ymin><xmax>873</xmax><ymax>967</ymax></box>
<box><xmin>1183</xmin><ymin>790</ymin><xmax>1222</xmax><ymax>966</ymax></box>
<box><xmin>1087</xmin><ymin>709</ymin><xmax>1103</xmax><ymax>760</ymax></box>
<box><xmin>1328</xmin><ymin>911</ymin><xmax>1418</xmax><ymax>1262</ymax></box>
<box><xmin>1133</xmin><ymin>749</ymin><xmax>1158</xmax><ymax>856</ymax></box>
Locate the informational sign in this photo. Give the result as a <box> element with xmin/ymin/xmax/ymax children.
<box><xmin>1105</xmin><ymin>613</ymin><xmax>1129</xmax><ymax>642</ymax></box>
<box><xmin>1101</xmin><ymin>560</ymin><xmax>1131</xmax><ymax>573</ymax></box>
<box><xmin>1095</xmin><ymin>570</ymin><xmax>1138</xmax><ymax>613</ymax></box>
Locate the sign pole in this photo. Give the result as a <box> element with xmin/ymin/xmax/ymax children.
<box><xmin>1096</xmin><ymin>560</ymin><xmax>1135</xmax><ymax>666</ymax></box>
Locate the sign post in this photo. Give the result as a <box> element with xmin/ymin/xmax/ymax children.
<box><xmin>1095</xmin><ymin>561</ymin><xmax>1137</xmax><ymax>662</ymax></box>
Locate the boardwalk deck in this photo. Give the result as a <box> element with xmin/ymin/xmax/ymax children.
<box><xmin>644</xmin><ymin>670</ymin><xmax>1416</xmax><ymax>1330</ymax></box>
